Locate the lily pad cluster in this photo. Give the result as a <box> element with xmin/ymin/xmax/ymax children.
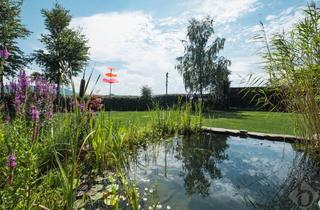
<box><xmin>74</xmin><ymin>171</ymin><xmax>125</xmax><ymax>209</ymax></box>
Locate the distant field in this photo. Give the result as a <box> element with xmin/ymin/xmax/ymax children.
<box><xmin>104</xmin><ymin>110</ymin><xmax>300</xmax><ymax>135</ymax></box>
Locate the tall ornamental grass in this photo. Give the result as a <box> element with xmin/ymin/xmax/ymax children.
<box><xmin>252</xmin><ymin>3</ymin><xmax>320</xmax><ymax>150</ymax></box>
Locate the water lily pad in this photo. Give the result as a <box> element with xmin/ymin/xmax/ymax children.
<box><xmin>81</xmin><ymin>174</ymin><xmax>88</xmax><ymax>179</ymax></box>
<box><xmin>107</xmin><ymin>175</ymin><xmax>116</xmax><ymax>183</ymax></box>
<box><xmin>106</xmin><ymin>184</ymin><xmax>119</xmax><ymax>192</ymax></box>
<box><xmin>78</xmin><ymin>183</ymin><xmax>89</xmax><ymax>191</ymax></box>
<box><xmin>90</xmin><ymin>192</ymin><xmax>104</xmax><ymax>201</ymax></box>
<box><xmin>91</xmin><ymin>184</ymin><xmax>104</xmax><ymax>192</ymax></box>
<box><xmin>74</xmin><ymin>199</ymin><xmax>86</xmax><ymax>209</ymax></box>
<box><xmin>76</xmin><ymin>190</ymin><xmax>85</xmax><ymax>198</ymax></box>
<box><xmin>104</xmin><ymin>194</ymin><xmax>118</xmax><ymax>206</ymax></box>
<box><xmin>95</xmin><ymin>176</ymin><xmax>105</xmax><ymax>182</ymax></box>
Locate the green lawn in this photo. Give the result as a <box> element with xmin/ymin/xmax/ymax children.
<box><xmin>106</xmin><ymin>110</ymin><xmax>300</xmax><ymax>135</ymax></box>
<box><xmin>202</xmin><ymin>111</ymin><xmax>300</xmax><ymax>135</ymax></box>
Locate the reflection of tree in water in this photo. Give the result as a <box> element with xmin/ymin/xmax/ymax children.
<box><xmin>175</xmin><ymin>133</ymin><xmax>229</xmax><ymax>197</ymax></box>
<box><xmin>247</xmin><ymin>153</ymin><xmax>320</xmax><ymax>210</ymax></box>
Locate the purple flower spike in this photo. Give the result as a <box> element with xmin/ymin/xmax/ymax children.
<box><xmin>30</xmin><ymin>106</ymin><xmax>40</xmax><ymax>122</ymax></box>
<box><xmin>0</xmin><ymin>47</ymin><xmax>10</xmax><ymax>60</ymax></box>
<box><xmin>7</xmin><ymin>155</ymin><xmax>17</xmax><ymax>169</ymax></box>
<box><xmin>45</xmin><ymin>111</ymin><xmax>53</xmax><ymax>119</ymax></box>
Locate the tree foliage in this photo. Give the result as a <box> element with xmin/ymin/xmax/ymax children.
<box><xmin>176</xmin><ymin>16</ymin><xmax>231</xmax><ymax>106</ymax></box>
<box><xmin>0</xmin><ymin>0</ymin><xmax>30</xmax><ymax>97</ymax></box>
<box><xmin>33</xmin><ymin>3</ymin><xmax>89</xmax><ymax>96</ymax></box>
<box><xmin>141</xmin><ymin>85</ymin><xmax>152</xmax><ymax>107</ymax></box>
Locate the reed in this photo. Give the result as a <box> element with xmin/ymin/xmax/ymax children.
<box><xmin>250</xmin><ymin>3</ymin><xmax>320</xmax><ymax>150</ymax></box>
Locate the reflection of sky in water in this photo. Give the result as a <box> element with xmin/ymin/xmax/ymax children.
<box><xmin>128</xmin><ymin>133</ymin><xmax>308</xmax><ymax>210</ymax></box>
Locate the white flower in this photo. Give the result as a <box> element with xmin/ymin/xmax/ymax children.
<box><xmin>167</xmin><ymin>206</ymin><xmax>171</xmax><ymax>209</ymax></box>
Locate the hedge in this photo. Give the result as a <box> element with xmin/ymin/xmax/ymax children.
<box><xmin>102</xmin><ymin>87</ymin><xmax>276</xmax><ymax>111</ymax></box>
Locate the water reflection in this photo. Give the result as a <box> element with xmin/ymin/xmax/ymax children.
<box><xmin>128</xmin><ymin>133</ymin><xmax>320</xmax><ymax>210</ymax></box>
<box><xmin>177</xmin><ymin>133</ymin><xmax>229</xmax><ymax>197</ymax></box>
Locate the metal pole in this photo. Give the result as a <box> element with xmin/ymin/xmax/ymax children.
<box><xmin>108</xmin><ymin>71</ymin><xmax>112</xmax><ymax>119</ymax></box>
<box><xmin>166</xmin><ymin>72</ymin><xmax>168</xmax><ymax>96</ymax></box>
<box><xmin>165</xmin><ymin>72</ymin><xmax>168</xmax><ymax>108</ymax></box>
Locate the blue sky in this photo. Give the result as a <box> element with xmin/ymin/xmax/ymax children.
<box><xmin>19</xmin><ymin>0</ymin><xmax>307</xmax><ymax>95</ymax></box>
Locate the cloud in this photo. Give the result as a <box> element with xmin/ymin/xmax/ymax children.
<box><xmin>192</xmin><ymin>0</ymin><xmax>261</xmax><ymax>23</ymax></box>
<box><xmin>256</xmin><ymin>6</ymin><xmax>304</xmax><ymax>36</ymax></box>
<box><xmin>70</xmin><ymin>0</ymin><xmax>262</xmax><ymax>95</ymax></box>
<box><xmin>228</xmin><ymin>55</ymin><xmax>266</xmax><ymax>87</ymax></box>
<box><xmin>71</xmin><ymin>11</ymin><xmax>186</xmax><ymax>95</ymax></box>
<box><xmin>225</xmin><ymin>5</ymin><xmax>305</xmax><ymax>87</ymax></box>
<box><xmin>69</xmin><ymin>1</ymin><xmax>304</xmax><ymax>95</ymax></box>
<box><xmin>265</xmin><ymin>15</ymin><xmax>276</xmax><ymax>21</ymax></box>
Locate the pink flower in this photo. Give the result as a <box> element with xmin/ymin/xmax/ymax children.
<box><xmin>45</xmin><ymin>111</ymin><xmax>53</xmax><ymax>119</ymax></box>
<box><xmin>30</xmin><ymin>106</ymin><xmax>40</xmax><ymax>122</ymax></box>
<box><xmin>0</xmin><ymin>47</ymin><xmax>9</xmax><ymax>60</ymax></box>
<box><xmin>7</xmin><ymin>155</ymin><xmax>17</xmax><ymax>169</ymax></box>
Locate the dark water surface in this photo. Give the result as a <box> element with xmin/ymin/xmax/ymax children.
<box><xmin>129</xmin><ymin>133</ymin><xmax>320</xmax><ymax>210</ymax></box>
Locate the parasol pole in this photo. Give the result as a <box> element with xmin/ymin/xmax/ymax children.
<box><xmin>108</xmin><ymin>68</ymin><xmax>112</xmax><ymax>119</ymax></box>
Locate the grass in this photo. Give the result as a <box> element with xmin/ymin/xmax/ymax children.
<box><xmin>107</xmin><ymin>110</ymin><xmax>300</xmax><ymax>136</ymax></box>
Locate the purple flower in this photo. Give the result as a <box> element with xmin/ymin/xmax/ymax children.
<box><xmin>4</xmin><ymin>115</ymin><xmax>10</xmax><ymax>123</ymax></box>
<box><xmin>0</xmin><ymin>47</ymin><xmax>9</xmax><ymax>60</ymax></box>
<box><xmin>18</xmin><ymin>71</ymin><xmax>29</xmax><ymax>92</ymax></box>
<box><xmin>45</xmin><ymin>111</ymin><xmax>53</xmax><ymax>119</ymax></box>
<box><xmin>79</xmin><ymin>101</ymin><xmax>86</xmax><ymax>110</ymax></box>
<box><xmin>8</xmin><ymin>82</ymin><xmax>15</xmax><ymax>92</ymax></box>
<box><xmin>30</xmin><ymin>106</ymin><xmax>40</xmax><ymax>122</ymax></box>
<box><xmin>7</xmin><ymin>155</ymin><xmax>17</xmax><ymax>169</ymax></box>
<box><xmin>11</xmin><ymin>71</ymin><xmax>29</xmax><ymax>111</ymax></box>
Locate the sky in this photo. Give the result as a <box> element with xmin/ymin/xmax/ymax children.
<box><xmin>18</xmin><ymin>0</ymin><xmax>308</xmax><ymax>96</ymax></box>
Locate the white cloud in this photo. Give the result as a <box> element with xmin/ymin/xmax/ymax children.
<box><xmin>70</xmin><ymin>0</ymin><xmax>262</xmax><ymax>95</ymax></box>
<box><xmin>71</xmin><ymin>11</ymin><xmax>186</xmax><ymax>95</ymax></box>
<box><xmin>265</xmin><ymin>15</ymin><xmax>276</xmax><ymax>21</ymax></box>
<box><xmin>69</xmin><ymin>1</ymin><xmax>305</xmax><ymax>95</ymax></box>
<box><xmin>192</xmin><ymin>0</ymin><xmax>261</xmax><ymax>23</ymax></box>
<box><xmin>259</xmin><ymin>6</ymin><xmax>304</xmax><ymax>36</ymax></box>
<box><xmin>228</xmin><ymin>55</ymin><xmax>266</xmax><ymax>87</ymax></box>
<box><xmin>227</xmin><ymin>5</ymin><xmax>306</xmax><ymax>87</ymax></box>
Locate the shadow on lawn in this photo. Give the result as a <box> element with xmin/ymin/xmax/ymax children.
<box><xmin>203</xmin><ymin>111</ymin><xmax>247</xmax><ymax>120</ymax></box>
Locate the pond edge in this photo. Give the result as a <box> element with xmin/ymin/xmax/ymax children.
<box><xmin>202</xmin><ymin>126</ymin><xmax>304</xmax><ymax>143</ymax></box>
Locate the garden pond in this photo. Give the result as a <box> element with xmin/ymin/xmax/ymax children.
<box><xmin>128</xmin><ymin>133</ymin><xmax>320</xmax><ymax>210</ymax></box>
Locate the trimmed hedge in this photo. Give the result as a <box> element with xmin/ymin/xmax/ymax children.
<box><xmin>102</xmin><ymin>87</ymin><xmax>275</xmax><ymax>111</ymax></box>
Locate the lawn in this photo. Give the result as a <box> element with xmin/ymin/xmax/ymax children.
<box><xmin>108</xmin><ymin>110</ymin><xmax>300</xmax><ymax>135</ymax></box>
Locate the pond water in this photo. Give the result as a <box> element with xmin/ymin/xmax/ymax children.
<box><xmin>129</xmin><ymin>133</ymin><xmax>320</xmax><ymax>210</ymax></box>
